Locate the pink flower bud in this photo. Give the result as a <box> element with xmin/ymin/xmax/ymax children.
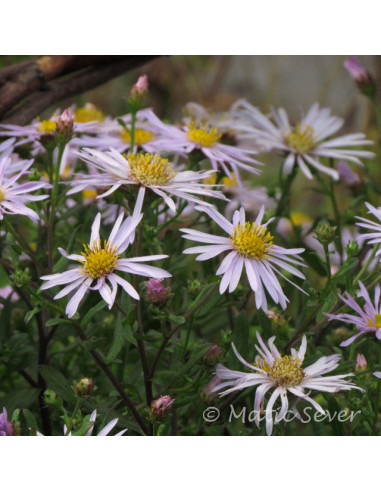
<box><xmin>203</xmin><ymin>345</ymin><xmax>222</xmax><ymax>365</ymax></box>
<box><xmin>338</xmin><ymin>161</ymin><xmax>361</xmax><ymax>189</ymax></box>
<box><xmin>144</xmin><ymin>279</ymin><xmax>170</xmax><ymax>305</ymax></box>
<box><xmin>75</xmin><ymin>377</ymin><xmax>94</xmax><ymax>397</ymax></box>
<box><xmin>344</xmin><ymin>56</ymin><xmax>374</xmax><ymax>94</ymax></box>
<box><xmin>56</xmin><ymin>108</ymin><xmax>74</xmax><ymax>143</ymax></box>
<box><xmin>355</xmin><ymin>353</ymin><xmax>367</xmax><ymax>371</ymax></box>
<box><xmin>0</xmin><ymin>407</ymin><xmax>14</xmax><ymax>436</ymax></box>
<box><xmin>130</xmin><ymin>75</ymin><xmax>148</xmax><ymax>99</ymax></box>
<box><xmin>150</xmin><ymin>395</ymin><xmax>174</xmax><ymax>419</ymax></box>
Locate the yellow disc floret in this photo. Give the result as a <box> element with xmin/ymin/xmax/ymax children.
<box><xmin>128</xmin><ymin>153</ymin><xmax>176</xmax><ymax>187</ymax></box>
<box><xmin>255</xmin><ymin>355</ymin><xmax>305</xmax><ymax>387</ymax></box>
<box><xmin>74</xmin><ymin>104</ymin><xmax>105</xmax><ymax>123</ymax></box>
<box><xmin>230</xmin><ymin>222</ymin><xmax>274</xmax><ymax>259</ymax></box>
<box><xmin>187</xmin><ymin>122</ymin><xmax>221</xmax><ymax>147</ymax></box>
<box><xmin>80</xmin><ymin>240</ymin><xmax>119</xmax><ymax>279</ymax></box>
<box><xmin>121</xmin><ymin>128</ymin><xmax>155</xmax><ymax>146</ymax></box>
<box><xmin>367</xmin><ymin>314</ymin><xmax>381</xmax><ymax>329</ymax></box>
<box><xmin>285</xmin><ymin>123</ymin><xmax>315</xmax><ymax>154</ymax></box>
<box><xmin>0</xmin><ymin>186</ymin><xmax>6</xmax><ymax>202</ymax></box>
<box><xmin>37</xmin><ymin>120</ymin><xmax>57</xmax><ymax>134</ymax></box>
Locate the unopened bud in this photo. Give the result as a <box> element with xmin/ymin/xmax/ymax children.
<box><xmin>128</xmin><ymin>75</ymin><xmax>148</xmax><ymax>112</ymax></box>
<box><xmin>201</xmin><ymin>376</ymin><xmax>222</xmax><ymax>402</ymax></box>
<box><xmin>338</xmin><ymin>161</ymin><xmax>362</xmax><ymax>190</ymax></box>
<box><xmin>344</xmin><ymin>56</ymin><xmax>375</xmax><ymax>97</ymax></box>
<box><xmin>188</xmin><ymin>279</ymin><xmax>202</xmax><ymax>299</ymax></box>
<box><xmin>346</xmin><ymin>240</ymin><xmax>359</xmax><ymax>257</ymax></box>
<box><xmin>266</xmin><ymin>310</ymin><xmax>287</xmax><ymax>328</ymax></box>
<box><xmin>355</xmin><ymin>353</ymin><xmax>367</xmax><ymax>371</ymax></box>
<box><xmin>150</xmin><ymin>395</ymin><xmax>174</xmax><ymax>420</ymax></box>
<box><xmin>75</xmin><ymin>377</ymin><xmax>94</xmax><ymax>397</ymax></box>
<box><xmin>144</xmin><ymin>279</ymin><xmax>170</xmax><ymax>306</ymax></box>
<box><xmin>12</xmin><ymin>268</ymin><xmax>31</xmax><ymax>288</ymax></box>
<box><xmin>315</xmin><ymin>223</ymin><xmax>337</xmax><ymax>245</ymax></box>
<box><xmin>203</xmin><ymin>345</ymin><xmax>222</xmax><ymax>365</ymax></box>
<box><xmin>55</xmin><ymin>108</ymin><xmax>74</xmax><ymax>144</ymax></box>
<box><xmin>0</xmin><ymin>407</ymin><xmax>15</xmax><ymax>436</ymax></box>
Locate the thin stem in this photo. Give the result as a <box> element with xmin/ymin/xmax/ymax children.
<box><xmin>373</xmin><ymin>346</ymin><xmax>381</xmax><ymax>434</ymax></box>
<box><xmin>353</xmin><ymin>243</ymin><xmax>378</xmax><ymax>286</ymax></box>
<box><xmin>328</xmin><ymin>171</ymin><xmax>343</xmax><ymax>262</ymax></box>
<box><xmin>323</xmin><ymin>243</ymin><xmax>332</xmax><ymax>284</ymax></box>
<box><xmin>273</xmin><ymin>165</ymin><xmax>297</xmax><ymax>228</ymax></box>
<box><xmin>3</xmin><ymin>215</ymin><xmax>37</xmax><ymax>261</ymax></box>
<box><xmin>129</xmin><ymin>111</ymin><xmax>136</xmax><ymax>152</ymax></box>
<box><xmin>65</xmin><ymin>398</ymin><xmax>81</xmax><ymax>436</ymax></box>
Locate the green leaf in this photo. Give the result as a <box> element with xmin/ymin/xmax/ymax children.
<box><xmin>46</xmin><ymin>318</ymin><xmax>72</xmax><ymax>327</ymax></box>
<box><xmin>80</xmin><ymin>300</ymin><xmax>106</xmax><ymax>327</ymax></box>
<box><xmin>316</xmin><ymin>290</ymin><xmax>337</xmax><ymax>323</ymax></box>
<box><xmin>23</xmin><ymin>408</ymin><xmax>38</xmax><ymax>429</ymax></box>
<box><xmin>229</xmin><ymin>312</ymin><xmax>250</xmax><ymax>369</ymax></box>
<box><xmin>24</xmin><ymin>306</ymin><xmax>41</xmax><ymax>324</ymax></box>
<box><xmin>106</xmin><ymin>321</ymin><xmax>125</xmax><ymax>363</ymax></box>
<box><xmin>39</xmin><ymin>365</ymin><xmax>75</xmax><ymax>403</ymax></box>
<box><xmin>167</xmin><ymin>314</ymin><xmax>185</xmax><ymax>325</ymax></box>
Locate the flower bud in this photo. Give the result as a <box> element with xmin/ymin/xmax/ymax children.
<box><xmin>128</xmin><ymin>75</ymin><xmax>148</xmax><ymax>112</ymax></box>
<box><xmin>344</xmin><ymin>56</ymin><xmax>375</xmax><ymax>96</ymax></box>
<box><xmin>346</xmin><ymin>240</ymin><xmax>359</xmax><ymax>257</ymax></box>
<box><xmin>337</xmin><ymin>161</ymin><xmax>362</xmax><ymax>190</ymax></box>
<box><xmin>55</xmin><ymin>108</ymin><xmax>74</xmax><ymax>145</ymax></box>
<box><xmin>0</xmin><ymin>407</ymin><xmax>15</xmax><ymax>436</ymax></box>
<box><xmin>315</xmin><ymin>223</ymin><xmax>337</xmax><ymax>245</ymax></box>
<box><xmin>266</xmin><ymin>310</ymin><xmax>287</xmax><ymax>328</ymax></box>
<box><xmin>201</xmin><ymin>376</ymin><xmax>222</xmax><ymax>402</ymax></box>
<box><xmin>75</xmin><ymin>377</ymin><xmax>94</xmax><ymax>397</ymax></box>
<box><xmin>144</xmin><ymin>279</ymin><xmax>170</xmax><ymax>306</ymax></box>
<box><xmin>188</xmin><ymin>279</ymin><xmax>202</xmax><ymax>299</ymax></box>
<box><xmin>355</xmin><ymin>353</ymin><xmax>367</xmax><ymax>371</ymax></box>
<box><xmin>12</xmin><ymin>268</ymin><xmax>31</xmax><ymax>288</ymax></box>
<box><xmin>203</xmin><ymin>345</ymin><xmax>222</xmax><ymax>365</ymax></box>
<box><xmin>150</xmin><ymin>395</ymin><xmax>174</xmax><ymax>420</ymax></box>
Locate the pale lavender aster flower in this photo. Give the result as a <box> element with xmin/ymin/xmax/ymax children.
<box><xmin>344</xmin><ymin>56</ymin><xmax>373</xmax><ymax>87</ymax></box>
<box><xmin>215</xmin><ymin>332</ymin><xmax>363</xmax><ymax>435</ymax></box>
<box><xmin>0</xmin><ymin>155</ymin><xmax>51</xmax><ymax>221</ymax></box>
<box><xmin>181</xmin><ymin>205</ymin><xmax>306</xmax><ymax>311</ymax></box>
<box><xmin>68</xmin><ymin>148</ymin><xmax>227</xmax><ymax>214</ymax></box>
<box><xmin>0</xmin><ymin>407</ymin><xmax>14</xmax><ymax>436</ymax></box>
<box><xmin>337</xmin><ymin>160</ymin><xmax>362</xmax><ymax>188</ymax></box>
<box><xmin>327</xmin><ymin>281</ymin><xmax>381</xmax><ymax>346</ymax></box>
<box><xmin>356</xmin><ymin>202</ymin><xmax>381</xmax><ymax>258</ymax></box>
<box><xmin>40</xmin><ymin>211</ymin><xmax>171</xmax><ymax>318</ymax></box>
<box><xmin>232</xmin><ymin>100</ymin><xmax>374</xmax><ymax>180</ymax></box>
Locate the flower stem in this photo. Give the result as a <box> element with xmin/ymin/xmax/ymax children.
<box><xmin>328</xmin><ymin>171</ymin><xmax>343</xmax><ymax>262</ymax></box>
<box><xmin>353</xmin><ymin>243</ymin><xmax>378</xmax><ymax>286</ymax></box>
<box><xmin>130</xmin><ymin>111</ymin><xmax>136</xmax><ymax>152</ymax></box>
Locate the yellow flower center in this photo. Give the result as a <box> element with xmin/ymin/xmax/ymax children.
<box><xmin>74</xmin><ymin>104</ymin><xmax>105</xmax><ymax>123</ymax></box>
<box><xmin>0</xmin><ymin>186</ymin><xmax>6</xmax><ymax>202</ymax></box>
<box><xmin>255</xmin><ymin>355</ymin><xmax>305</xmax><ymax>387</ymax></box>
<box><xmin>285</xmin><ymin>123</ymin><xmax>315</xmax><ymax>154</ymax></box>
<box><xmin>79</xmin><ymin>240</ymin><xmax>119</xmax><ymax>279</ymax></box>
<box><xmin>230</xmin><ymin>222</ymin><xmax>274</xmax><ymax>259</ymax></box>
<box><xmin>187</xmin><ymin>123</ymin><xmax>221</xmax><ymax>147</ymax></box>
<box><xmin>121</xmin><ymin>128</ymin><xmax>155</xmax><ymax>146</ymax></box>
<box><xmin>128</xmin><ymin>153</ymin><xmax>176</xmax><ymax>187</ymax></box>
<box><xmin>37</xmin><ymin>120</ymin><xmax>57</xmax><ymax>134</ymax></box>
<box><xmin>82</xmin><ymin>189</ymin><xmax>98</xmax><ymax>201</ymax></box>
<box><xmin>367</xmin><ymin>314</ymin><xmax>381</xmax><ymax>329</ymax></box>
<box><xmin>221</xmin><ymin>173</ymin><xmax>238</xmax><ymax>187</ymax></box>
<box><xmin>290</xmin><ymin>211</ymin><xmax>313</xmax><ymax>227</ymax></box>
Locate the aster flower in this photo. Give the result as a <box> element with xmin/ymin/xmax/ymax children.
<box><xmin>0</xmin><ymin>155</ymin><xmax>51</xmax><ymax>221</ymax></box>
<box><xmin>40</xmin><ymin>211</ymin><xmax>171</xmax><ymax>318</ymax></box>
<box><xmin>326</xmin><ymin>281</ymin><xmax>381</xmax><ymax>347</ymax></box>
<box><xmin>233</xmin><ymin>100</ymin><xmax>374</xmax><ymax>180</ymax></box>
<box><xmin>142</xmin><ymin>109</ymin><xmax>263</xmax><ymax>185</ymax></box>
<box><xmin>181</xmin><ymin>205</ymin><xmax>306</xmax><ymax>311</ymax></box>
<box><xmin>344</xmin><ymin>56</ymin><xmax>374</xmax><ymax>93</ymax></box>
<box><xmin>215</xmin><ymin>332</ymin><xmax>362</xmax><ymax>435</ymax></box>
<box><xmin>0</xmin><ymin>407</ymin><xmax>14</xmax><ymax>436</ymax></box>
<box><xmin>356</xmin><ymin>202</ymin><xmax>381</xmax><ymax>258</ymax></box>
<box><xmin>68</xmin><ymin>148</ymin><xmax>227</xmax><ymax>213</ymax></box>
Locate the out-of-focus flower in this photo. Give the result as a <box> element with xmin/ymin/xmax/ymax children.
<box><xmin>0</xmin><ymin>155</ymin><xmax>51</xmax><ymax>221</ymax></box>
<box><xmin>233</xmin><ymin>100</ymin><xmax>374</xmax><ymax>180</ymax></box>
<box><xmin>215</xmin><ymin>332</ymin><xmax>363</xmax><ymax>435</ymax></box>
<box><xmin>355</xmin><ymin>353</ymin><xmax>367</xmax><ymax>371</ymax></box>
<box><xmin>327</xmin><ymin>281</ymin><xmax>381</xmax><ymax>346</ymax></box>
<box><xmin>203</xmin><ymin>345</ymin><xmax>222</xmax><ymax>365</ymax></box>
<box><xmin>344</xmin><ymin>56</ymin><xmax>375</xmax><ymax>94</ymax></box>
<box><xmin>0</xmin><ymin>285</ymin><xmax>19</xmax><ymax>305</ymax></box>
<box><xmin>150</xmin><ymin>395</ymin><xmax>175</xmax><ymax>420</ymax></box>
<box><xmin>144</xmin><ymin>278</ymin><xmax>170</xmax><ymax>305</ymax></box>
<box><xmin>181</xmin><ymin>205</ymin><xmax>306</xmax><ymax>311</ymax></box>
<box><xmin>69</xmin><ymin>149</ymin><xmax>227</xmax><ymax>214</ymax></box>
<box><xmin>40</xmin><ymin>211</ymin><xmax>171</xmax><ymax>318</ymax></box>
<box><xmin>356</xmin><ymin>202</ymin><xmax>381</xmax><ymax>259</ymax></box>
<box><xmin>202</xmin><ymin>375</ymin><xmax>222</xmax><ymax>401</ymax></box>
<box><xmin>338</xmin><ymin>160</ymin><xmax>362</xmax><ymax>189</ymax></box>
<box><xmin>0</xmin><ymin>407</ymin><xmax>14</xmax><ymax>436</ymax></box>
